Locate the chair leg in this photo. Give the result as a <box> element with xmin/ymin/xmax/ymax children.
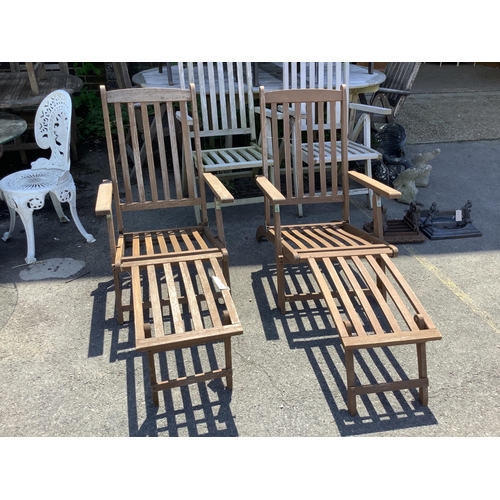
<box><xmin>277</xmin><ymin>259</ymin><xmax>286</xmax><ymax>314</ymax></box>
<box><xmin>114</xmin><ymin>268</ymin><xmax>125</xmax><ymax>324</ymax></box>
<box><xmin>144</xmin><ymin>324</ymin><xmax>159</xmax><ymax>407</ymax></box>
<box><xmin>49</xmin><ymin>192</ymin><xmax>70</xmax><ymax>222</ymax></box>
<box><xmin>16</xmin><ymin>204</ymin><xmax>37</xmax><ymax>264</ymax></box>
<box><xmin>224</xmin><ymin>337</ymin><xmax>233</xmax><ymax>389</ymax></box>
<box><xmin>366</xmin><ymin>159</ymin><xmax>373</xmax><ymax>209</ymax></box>
<box><xmin>2</xmin><ymin>204</ymin><xmax>17</xmax><ymax>243</ymax></box>
<box><xmin>417</xmin><ymin>342</ymin><xmax>428</xmax><ymax>406</ymax></box>
<box><xmin>3</xmin><ymin>192</ymin><xmax>50</xmax><ymax>263</ymax></box>
<box><xmin>345</xmin><ymin>348</ymin><xmax>358</xmax><ymax>416</ymax></box>
<box><xmin>56</xmin><ymin>187</ymin><xmax>96</xmax><ymax>243</ymax></box>
<box><xmin>221</xmin><ymin>254</ymin><xmax>231</xmax><ymax>291</ymax></box>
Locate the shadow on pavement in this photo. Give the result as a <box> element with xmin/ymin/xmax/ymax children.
<box><xmin>251</xmin><ymin>263</ymin><xmax>439</xmax><ymax>436</ymax></box>
<box><xmin>89</xmin><ymin>279</ymin><xmax>239</xmax><ymax>437</ymax></box>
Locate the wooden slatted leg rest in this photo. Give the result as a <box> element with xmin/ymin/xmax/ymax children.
<box><xmin>307</xmin><ymin>255</ymin><xmax>441</xmax><ymax>417</ymax></box>
<box><xmin>130</xmin><ymin>256</ymin><xmax>243</xmax><ymax>407</ymax></box>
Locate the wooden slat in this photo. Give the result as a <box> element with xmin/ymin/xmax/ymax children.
<box><xmin>154</xmin><ymin>234</ymin><xmax>185</xmax><ymax>335</ymax></box>
<box><xmin>335</xmin><ymin>256</ymin><xmax>387</xmax><ymax>336</ymax></box>
<box><xmin>179</xmin><ymin>260</ymin><xmax>203</xmax><ymax>332</ymax></box>
<box><xmin>195</xmin><ymin>259</ymin><xmax>222</xmax><ymax>329</ymax></box>
<box><xmin>113</xmin><ymin>102</ymin><xmax>133</xmax><ymax>204</ymax></box>
<box><xmin>153</xmin><ymin>369</ymin><xmax>229</xmax><ymax>391</ymax></box>
<box><xmin>131</xmin><ymin>266</ymin><xmax>145</xmax><ymax>342</ymax></box>
<box><xmin>154</xmin><ymin>101</ymin><xmax>170</xmax><ymax>200</ymax></box>
<box><xmin>132</xmin><ymin>233</ymin><xmax>140</xmax><ymax>257</ymax></box>
<box><xmin>350</xmin><ymin>255</ymin><xmax>402</xmax><ymax>333</ymax></box>
<box><xmin>353</xmin><ymin>377</ymin><xmax>429</xmax><ymax>396</ymax></box>
<box><xmin>365</xmin><ymin>254</ymin><xmax>419</xmax><ymax>331</ymax></box>
<box><xmin>144</xmin><ymin>239</ymin><xmax>160</xmax><ymax>337</ymax></box>
<box><xmin>295</xmin><ymin>246</ymin><xmax>394</xmax><ymax>259</ymax></box>
<box><xmin>210</xmin><ymin>257</ymin><xmax>240</xmax><ymax>325</ymax></box>
<box><xmin>307</xmin><ymin>258</ymin><xmax>349</xmax><ymax>338</ymax></box>
<box><xmin>136</xmin><ymin>324</ymin><xmax>243</xmax><ymax>352</ymax></box>
<box><xmin>343</xmin><ymin>329</ymin><xmax>442</xmax><ymax>349</ymax></box>
<box><xmin>141</xmin><ymin>103</ymin><xmax>158</xmax><ymax>202</ymax></box>
<box><xmin>379</xmin><ymin>254</ymin><xmax>437</xmax><ymax>329</ymax></box>
<box><xmin>146</xmin><ymin>263</ymin><xmax>165</xmax><ymax>339</ymax></box>
<box><xmin>321</xmin><ymin>257</ymin><xmax>368</xmax><ymax>337</ymax></box>
<box><xmin>129</xmin><ymin>102</ymin><xmax>145</xmax><ymax>203</ymax></box>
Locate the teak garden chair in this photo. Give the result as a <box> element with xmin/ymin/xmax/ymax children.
<box><xmin>178</xmin><ymin>62</ymin><xmax>272</xmax><ymax>206</ymax></box>
<box><xmin>255</xmin><ymin>85</ymin><xmax>441</xmax><ymax>416</ymax></box>
<box><xmin>97</xmin><ymin>84</ymin><xmax>243</xmax><ymax>405</ymax></box>
<box><xmin>281</xmin><ymin>62</ymin><xmax>391</xmax><ymax>211</ymax></box>
<box><xmin>359</xmin><ymin>62</ymin><xmax>421</xmax><ymax>129</ymax></box>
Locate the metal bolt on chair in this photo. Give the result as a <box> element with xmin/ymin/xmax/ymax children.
<box><xmin>0</xmin><ymin>89</ymin><xmax>95</xmax><ymax>264</ymax></box>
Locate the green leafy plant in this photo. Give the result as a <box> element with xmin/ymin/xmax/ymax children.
<box><xmin>72</xmin><ymin>63</ymin><xmax>107</xmax><ymax>139</ymax></box>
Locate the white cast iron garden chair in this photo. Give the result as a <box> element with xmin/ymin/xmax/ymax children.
<box><xmin>0</xmin><ymin>89</ymin><xmax>95</xmax><ymax>264</ymax></box>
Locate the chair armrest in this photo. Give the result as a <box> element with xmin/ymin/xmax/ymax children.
<box><xmin>256</xmin><ymin>175</ymin><xmax>286</xmax><ymax>203</ymax></box>
<box><xmin>255</xmin><ymin>106</ymin><xmax>284</xmax><ymax>119</ymax></box>
<box><xmin>175</xmin><ymin>110</ymin><xmax>194</xmax><ymax>126</ymax></box>
<box><xmin>95</xmin><ymin>180</ymin><xmax>114</xmax><ymax>215</ymax></box>
<box><xmin>204</xmin><ymin>173</ymin><xmax>234</xmax><ymax>204</ymax></box>
<box><xmin>373</xmin><ymin>88</ymin><xmax>411</xmax><ymax>96</ymax></box>
<box><xmin>349</xmin><ymin>102</ymin><xmax>392</xmax><ymax>115</ymax></box>
<box><xmin>348</xmin><ymin>171</ymin><xmax>401</xmax><ymax>199</ymax></box>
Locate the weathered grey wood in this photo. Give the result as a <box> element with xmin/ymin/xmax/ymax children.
<box><xmin>176</xmin><ymin>62</ymin><xmax>272</xmax><ymax>207</ymax></box>
<box><xmin>0</xmin><ymin>71</ymin><xmax>83</xmax><ymax>109</ymax></box>
<box><xmin>0</xmin><ymin>65</ymin><xmax>83</xmax><ymax>162</ymax></box>
<box><xmin>362</xmin><ymin>62</ymin><xmax>421</xmax><ymax>125</ymax></box>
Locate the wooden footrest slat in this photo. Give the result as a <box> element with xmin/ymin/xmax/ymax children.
<box><xmin>152</xmin><ymin>368</ymin><xmax>231</xmax><ymax>392</ymax></box>
<box><xmin>343</xmin><ymin>329</ymin><xmax>442</xmax><ymax>349</ymax></box>
<box><xmin>121</xmin><ymin>248</ymin><xmax>223</xmax><ymax>267</ymax></box>
<box><xmin>136</xmin><ymin>325</ymin><xmax>243</xmax><ymax>353</ymax></box>
<box><xmin>350</xmin><ymin>377</ymin><xmax>429</xmax><ymax>396</ymax></box>
<box><xmin>285</xmin><ymin>244</ymin><xmax>395</xmax><ymax>261</ymax></box>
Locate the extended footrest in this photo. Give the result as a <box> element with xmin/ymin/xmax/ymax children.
<box><xmin>128</xmin><ymin>254</ymin><xmax>243</xmax><ymax>406</ymax></box>
<box><xmin>307</xmin><ymin>253</ymin><xmax>441</xmax><ymax>416</ymax></box>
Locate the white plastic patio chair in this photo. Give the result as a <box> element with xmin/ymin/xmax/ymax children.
<box><xmin>0</xmin><ymin>89</ymin><xmax>95</xmax><ymax>264</ymax></box>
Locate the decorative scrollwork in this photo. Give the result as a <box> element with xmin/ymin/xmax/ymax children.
<box><xmin>33</xmin><ymin>90</ymin><xmax>72</xmax><ymax>170</ymax></box>
<box><xmin>57</xmin><ymin>189</ymin><xmax>73</xmax><ymax>203</ymax></box>
<box><xmin>27</xmin><ymin>196</ymin><xmax>45</xmax><ymax>210</ymax></box>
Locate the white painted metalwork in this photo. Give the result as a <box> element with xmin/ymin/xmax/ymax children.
<box><xmin>0</xmin><ymin>90</ymin><xmax>95</xmax><ymax>264</ymax></box>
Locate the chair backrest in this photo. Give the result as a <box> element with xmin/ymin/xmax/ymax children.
<box><xmin>282</xmin><ymin>62</ymin><xmax>350</xmax><ymax>124</ymax></box>
<box><xmin>282</xmin><ymin>62</ymin><xmax>349</xmax><ymax>92</ymax></box>
<box><xmin>380</xmin><ymin>62</ymin><xmax>421</xmax><ymax>112</ymax></box>
<box><xmin>260</xmin><ymin>85</ymin><xmax>350</xmax><ymax>221</ymax></box>
<box><xmin>31</xmin><ymin>89</ymin><xmax>72</xmax><ymax>171</ymax></box>
<box><xmin>112</xmin><ymin>62</ymin><xmax>134</xmax><ymax>89</ymax></box>
<box><xmin>100</xmin><ymin>84</ymin><xmax>208</xmax><ymax>232</ymax></box>
<box><xmin>177</xmin><ymin>62</ymin><xmax>256</xmax><ymax>141</ymax></box>
<box><xmin>18</xmin><ymin>63</ymin><xmax>70</xmax><ymax>95</ymax></box>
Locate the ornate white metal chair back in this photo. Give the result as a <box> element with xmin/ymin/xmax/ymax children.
<box><xmin>32</xmin><ymin>89</ymin><xmax>72</xmax><ymax>171</ymax></box>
